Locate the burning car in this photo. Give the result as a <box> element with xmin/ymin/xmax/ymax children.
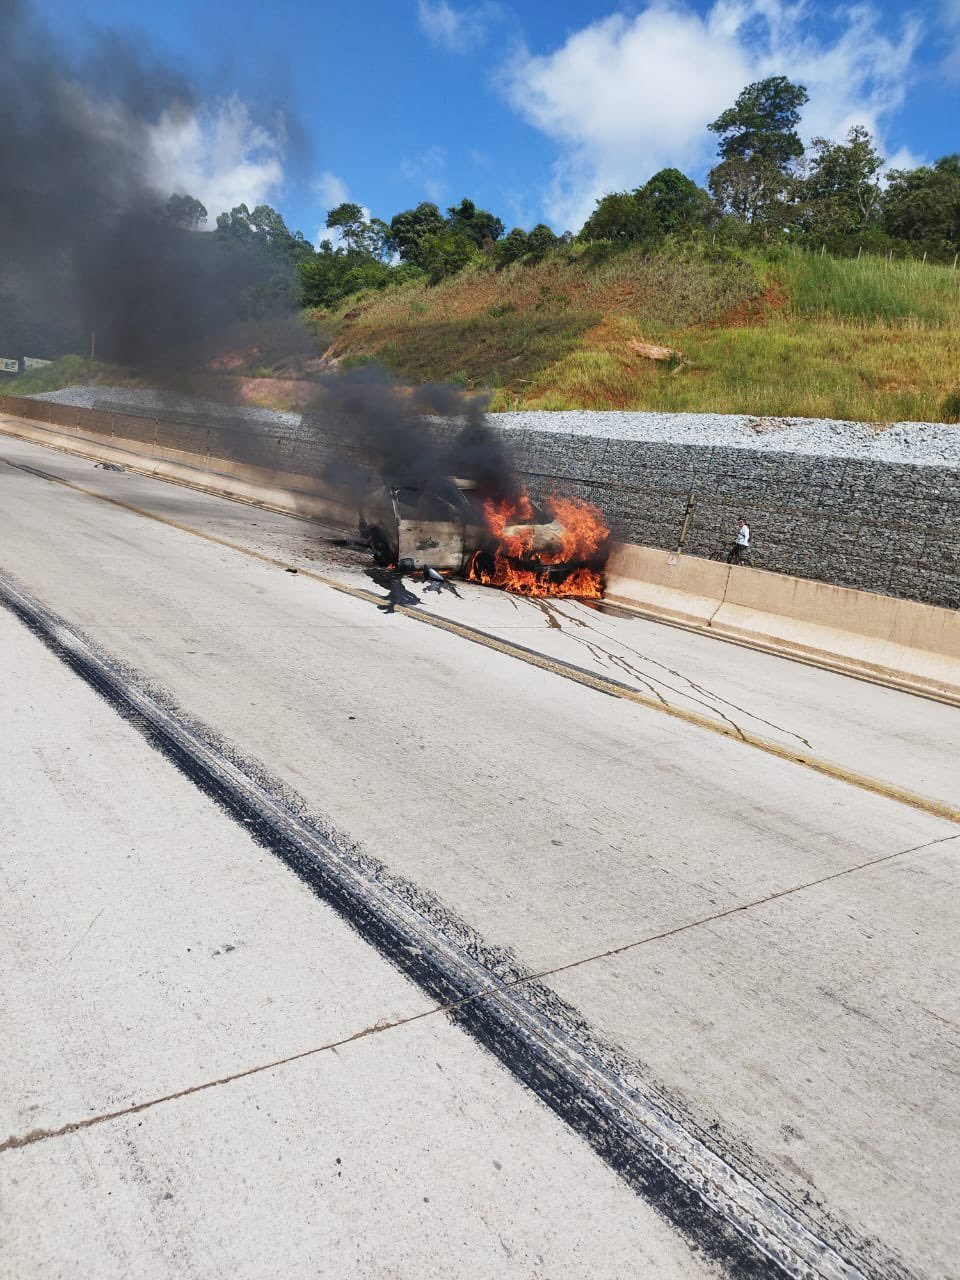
<box><xmin>359</xmin><ymin>479</ymin><xmax>482</xmax><ymax>572</ymax></box>
<box><xmin>359</xmin><ymin>479</ymin><xmax>609</xmax><ymax>598</ymax></box>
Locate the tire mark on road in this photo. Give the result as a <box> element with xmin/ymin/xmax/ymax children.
<box><xmin>0</xmin><ymin>568</ymin><xmax>888</xmax><ymax>1280</ymax></box>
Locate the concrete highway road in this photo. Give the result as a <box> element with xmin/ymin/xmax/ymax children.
<box><xmin>2</xmin><ymin>432</ymin><xmax>959</xmax><ymax>1280</ymax></box>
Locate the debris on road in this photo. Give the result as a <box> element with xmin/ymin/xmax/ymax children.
<box><xmin>422</xmin><ymin>566</ymin><xmax>462</xmax><ymax>598</ymax></box>
<box><xmin>94</xmin><ymin>461</ymin><xmax>124</xmax><ymax>472</ymax></box>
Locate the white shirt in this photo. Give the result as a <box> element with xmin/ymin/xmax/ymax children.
<box><xmin>736</xmin><ymin>524</ymin><xmax>751</xmax><ymax>547</ymax></box>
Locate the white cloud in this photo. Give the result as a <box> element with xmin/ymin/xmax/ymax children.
<box><xmin>883</xmin><ymin>145</ymin><xmax>925</xmax><ymax>177</ymax></box>
<box><xmin>313</xmin><ymin>170</ymin><xmax>350</xmax><ymax>210</ymax></box>
<box><xmin>400</xmin><ymin>144</ymin><xmax>448</xmax><ymax>202</ymax></box>
<box><xmin>501</xmin><ymin>1</ymin><xmax>922</xmax><ymax>230</ymax></box>
<box><xmin>147</xmin><ymin>95</ymin><xmax>285</xmax><ymax>221</ymax></box>
<box><xmin>943</xmin><ymin>0</ymin><xmax>960</xmax><ymax>78</ymax></box>
<box><xmin>53</xmin><ymin>84</ymin><xmax>287</xmax><ymax>223</ymax></box>
<box><xmin>501</xmin><ymin>189</ymin><xmax>536</xmax><ymax>232</ymax></box>
<box><xmin>417</xmin><ymin>0</ymin><xmax>494</xmax><ymax>54</ymax></box>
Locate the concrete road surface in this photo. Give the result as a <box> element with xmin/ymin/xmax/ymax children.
<box><xmin>1</xmin><ymin>432</ymin><xmax>959</xmax><ymax>1280</ymax></box>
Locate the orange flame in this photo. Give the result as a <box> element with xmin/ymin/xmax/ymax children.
<box><xmin>467</xmin><ymin>493</ymin><xmax>609</xmax><ymax>598</ymax></box>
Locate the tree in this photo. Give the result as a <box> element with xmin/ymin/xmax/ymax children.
<box><xmin>707</xmin><ymin>76</ymin><xmax>809</xmax><ymax>231</ymax></box>
<box><xmin>445</xmin><ymin>197</ymin><xmax>504</xmax><ymax>248</ymax></box>
<box><xmin>798</xmin><ymin>129</ymin><xmax>885</xmax><ymax>247</ymax></box>
<box><xmin>494</xmin><ymin>227</ymin><xmax>529</xmax><ymax>266</ymax></box>
<box><xmin>638</xmin><ymin>168</ymin><xmax>712</xmax><ymax>235</ymax></box>
<box><xmin>210</xmin><ymin>202</ymin><xmax>315</xmax><ymax>318</ymax></box>
<box><xmin>524</xmin><ymin>223</ymin><xmax>558</xmax><ymax>262</ymax></box>
<box><xmin>248</xmin><ymin>203</ymin><xmax>292</xmax><ymax>243</ymax></box>
<box><xmin>215</xmin><ymin>203</ymin><xmax>254</xmax><ymax>239</ymax></box>
<box><xmin>299</xmin><ymin>241</ymin><xmax>422</xmax><ymax>309</ymax></box>
<box><xmin>389</xmin><ymin>202</ymin><xmax>447</xmax><ymax>267</ymax></box>
<box><xmin>418</xmin><ymin>229</ymin><xmax>479</xmax><ymax>282</ymax></box>
<box><xmin>389</xmin><ymin>197</ymin><xmax>504</xmax><ymax>275</ymax></box>
<box><xmin>325</xmin><ymin>201</ymin><xmax>365</xmax><ymax>245</ymax></box>
<box><xmin>216</xmin><ymin>202</ymin><xmax>285</xmax><ymax>242</ymax></box>
<box><xmin>163</xmin><ymin>193</ymin><xmax>207</xmax><ymax>230</ymax></box>
<box><xmin>283</xmin><ymin>227</ymin><xmax>317</xmax><ymax>267</ymax></box>
<box><xmin>796</xmin><ymin>127</ymin><xmax>883</xmax><ymax>245</ymax></box>
<box><xmin>708</xmin><ymin>76</ymin><xmax>809</xmax><ymax>168</ymax></box>
<box><xmin>882</xmin><ymin>156</ymin><xmax>960</xmax><ymax>259</ymax></box>
<box><xmin>215</xmin><ymin>202</ymin><xmax>313</xmax><ymax>266</ymax></box>
<box><xmin>708</xmin><ymin>154</ymin><xmax>796</xmax><ymax>229</ymax></box>
<box><xmin>580</xmin><ymin>170</ymin><xmax>711</xmax><ymax>244</ymax></box>
<box><xmin>326</xmin><ymin>202</ymin><xmax>391</xmax><ymax>258</ymax></box>
<box><xmin>580</xmin><ymin>191</ymin><xmax>650</xmax><ymax>242</ymax></box>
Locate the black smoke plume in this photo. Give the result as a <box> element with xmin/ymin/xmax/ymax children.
<box><xmin>0</xmin><ymin>1</ymin><xmax>518</xmax><ymax>509</ymax></box>
<box><xmin>0</xmin><ymin>0</ymin><xmax>300</xmax><ymax>369</ymax></box>
<box><xmin>304</xmin><ymin>368</ymin><xmax>520</xmax><ymax>508</ymax></box>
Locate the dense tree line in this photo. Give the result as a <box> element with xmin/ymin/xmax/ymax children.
<box><xmin>579</xmin><ymin>78</ymin><xmax>960</xmax><ymax>263</ymax></box>
<box><xmin>118</xmin><ymin>77</ymin><xmax>960</xmax><ymax>327</ymax></box>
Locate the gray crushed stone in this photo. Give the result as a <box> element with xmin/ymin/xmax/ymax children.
<box><xmin>488</xmin><ymin>411</ymin><xmax>960</xmax><ymax>468</ymax></box>
<box><xmin>30</xmin><ymin>384</ymin><xmax>301</xmax><ymax>430</ymax></box>
<box><xmin>30</xmin><ymin>385</ymin><xmax>959</xmax><ymax>468</ymax></box>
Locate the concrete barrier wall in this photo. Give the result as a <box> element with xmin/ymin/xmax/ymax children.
<box><xmin>2</xmin><ymin>394</ymin><xmax>958</xmax><ymax>701</ymax></box>
<box><xmin>0</xmin><ymin>399</ymin><xmax>356</xmax><ymax>526</ymax></box>
<box><xmin>606</xmin><ymin>543</ymin><xmax>960</xmax><ymax>702</ymax></box>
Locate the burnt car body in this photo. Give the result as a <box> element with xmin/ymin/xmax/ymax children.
<box><xmin>359</xmin><ymin>480</ymin><xmax>483</xmax><ymax>572</ymax></box>
<box><xmin>358</xmin><ymin>479</ymin><xmax>607</xmax><ymax>588</ymax></box>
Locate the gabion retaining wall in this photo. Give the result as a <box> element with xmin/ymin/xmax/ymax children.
<box><xmin>500</xmin><ymin>429</ymin><xmax>960</xmax><ymax>611</ymax></box>
<box><xmin>3</xmin><ymin>394</ymin><xmax>957</xmax><ymax>611</ymax></box>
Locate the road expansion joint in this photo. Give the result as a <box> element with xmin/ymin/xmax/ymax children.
<box><xmin>1</xmin><ymin>567</ymin><xmax>915</xmax><ymax>1280</ymax></box>
<box><xmin>0</xmin><ymin>1010</ymin><xmax>438</xmax><ymax>1156</ymax></box>
<box><xmin>2</xmin><ymin>451</ymin><xmax>954</xmax><ymax>827</ymax></box>
<box><xmin>18</xmin><ymin>804</ymin><xmax>945</xmax><ymax>1150</ymax></box>
<box><xmin>493</xmin><ymin>829</ymin><xmax>960</xmax><ymax>994</ymax></box>
<box><xmin>6</xmin><ymin>795</ymin><xmax>951</xmax><ymax>1158</ymax></box>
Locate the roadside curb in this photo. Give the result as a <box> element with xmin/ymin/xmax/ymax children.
<box><xmin>606</xmin><ymin>544</ymin><xmax>960</xmax><ymax>708</ymax></box>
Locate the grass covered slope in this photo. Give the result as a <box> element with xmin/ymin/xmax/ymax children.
<box><xmin>0</xmin><ymin>354</ymin><xmax>137</xmax><ymax>397</ymax></box>
<box><xmin>320</xmin><ymin>245</ymin><xmax>960</xmax><ymax>423</ymax></box>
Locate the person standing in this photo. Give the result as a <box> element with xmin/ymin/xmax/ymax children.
<box><xmin>727</xmin><ymin>517</ymin><xmax>751</xmax><ymax>564</ymax></box>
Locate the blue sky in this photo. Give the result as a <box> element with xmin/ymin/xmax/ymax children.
<box><xmin>29</xmin><ymin>0</ymin><xmax>960</xmax><ymax>239</ymax></box>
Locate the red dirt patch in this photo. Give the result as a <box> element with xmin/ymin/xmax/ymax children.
<box><xmin>709</xmin><ymin>280</ymin><xmax>786</xmax><ymax>329</ymax></box>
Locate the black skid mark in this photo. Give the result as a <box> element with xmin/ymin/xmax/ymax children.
<box><xmin>0</xmin><ymin>571</ymin><xmax>900</xmax><ymax>1280</ymax></box>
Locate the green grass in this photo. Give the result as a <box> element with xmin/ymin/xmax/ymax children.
<box><xmin>320</xmin><ymin>244</ymin><xmax>960</xmax><ymax>422</ymax></box>
<box><xmin>373</xmin><ymin>312</ymin><xmax>601</xmax><ymax>385</ymax></box>
<box><xmin>11</xmin><ymin>246</ymin><xmax>958</xmax><ymax>423</ymax></box>
<box><xmin>1</xmin><ymin>354</ymin><xmax>131</xmax><ymax>396</ymax></box>
<box><xmin>778</xmin><ymin>249</ymin><xmax>960</xmax><ymax>324</ymax></box>
<box><xmin>327</xmin><ymin>243</ymin><xmax>761</xmax><ymax>392</ymax></box>
<box><xmin>512</xmin><ymin>313</ymin><xmax>960</xmax><ymax>421</ymax></box>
